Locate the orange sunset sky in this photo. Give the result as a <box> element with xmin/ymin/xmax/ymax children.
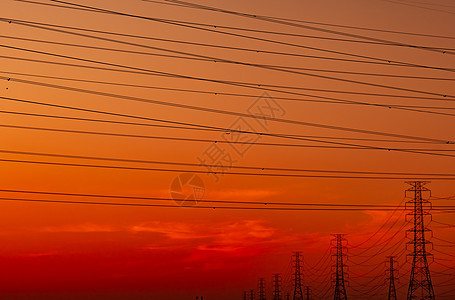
<box><xmin>0</xmin><ymin>0</ymin><xmax>454</xmax><ymax>299</ymax></box>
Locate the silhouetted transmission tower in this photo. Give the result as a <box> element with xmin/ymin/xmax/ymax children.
<box><xmin>272</xmin><ymin>273</ymin><xmax>282</xmax><ymax>300</ymax></box>
<box><xmin>386</xmin><ymin>256</ymin><xmax>398</xmax><ymax>300</ymax></box>
<box><xmin>331</xmin><ymin>234</ymin><xmax>348</xmax><ymax>300</ymax></box>
<box><xmin>258</xmin><ymin>278</ymin><xmax>266</xmax><ymax>300</ymax></box>
<box><xmin>405</xmin><ymin>181</ymin><xmax>435</xmax><ymax>300</ymax></box>
<box><xmin>305</xmin><ymin>286</ymin><xmax>311</xmax><ymax>300</ymax></box>
<box><xmin>292</xmin><ymin>252</ymin><xmax>304</xmax><ymax>300</ymax></box>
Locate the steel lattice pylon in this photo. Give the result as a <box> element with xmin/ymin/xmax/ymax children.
<box><xmin>332</xmin><ymin>234</ymin><xmax>348</xmax><ymax>300</ymax></box>
<box><xmin>406</xmin><ymin>181</ymin><xmax>435</xmax><ymax>300</ymax></box>
<box><xmin>292</xmin><ymin>252</ymin><xmax>304</xmax><ymax>300</ymax></box>
<box><xmin>258</xmin><ymin>278</ymin><xmax>266</xmax><ymax>300</ymax></box>
<box><xmin>386</xmin><ymin>256</ymin><xmax>398</xmax><ymax>300</ymax></box>
<box><xmin>272</xmin><ymin>273</ymin><xmax>282</xmax><ymax>300</ymax></box>
<box><xmin>305</xmin><ymin>286</ymin><xmax>311</xmax><ymax>300</ymax></box>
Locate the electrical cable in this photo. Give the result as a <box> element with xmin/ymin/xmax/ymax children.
<box><xmin>1</xmin><ymin>69</ymin><xmax>453</xmax><ymax>103</ymax></box>
<box><xmin>153</xmin><ymin>0</ymin><xmax>455</xmax><ymax>56</ymax></box>
<box><xmin>3</xmin><ymin>33</ymin><xmax>453</xmax><ymax>99</ymax></box>
<box><xmin>2</xmin><ymin>76</ymin><xmax>453</xmax><ymax>146</ymax></box>
<box><xmin>3</xmin><ymin>33</ymin><xmax>455</xmax><ymax>82</ymax></box>
<box><xmin>4</xmin><ymin>94</ymin><xmax>448</xmax><ymax>146</ymax></box>
<box><xmin>19</xmin><ymin>0</ymin><xmax>455</xmax><ymax>74</ymax></box>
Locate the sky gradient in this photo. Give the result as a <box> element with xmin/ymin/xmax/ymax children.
<box><xmin>0</xmin><ymin>0</ymin><xmax>454</xmax><ymax>299</ymax></box>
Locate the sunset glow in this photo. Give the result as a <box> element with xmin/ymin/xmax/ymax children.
<box><xmin>0</xmin><ymin>0</ymin><xmax>454</xmax><ymax>299</ymax></box>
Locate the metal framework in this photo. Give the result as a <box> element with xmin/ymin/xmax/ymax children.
<box><xmin>406</xmin><ymin>181</ymin><xmax>435</xmax><ymax>300</ymax></box>
<box><xmin>332</xmin><ymin>234</ymin><xmax>348</xmax><ymax>300</ymax></box>
<box><xmin>258</xmin><ymin>278</ymin><xmax>266</xmax><ymax>300</ymax></box>
<box><xmin>386</xmin><ymin>256</ymin><xmax>398</xmax><ymax>300</ymax></box>
<box><xmin>272</xmin><ymin>273</ymin><xmax>282</xmax><ymax>300</ymax></box>
<box><xmin>293</xmin><ymin>252</ymin><xmax>304</xmax><ymax>300</ymax></box>
<box><xmin>305</xmin><ymin>286</ymin><xmax>311</xmax><ymax>300</ymax></box>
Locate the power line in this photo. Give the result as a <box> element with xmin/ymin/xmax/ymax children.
<box><xmin>3</xmin><ymin>34</ymin><xmax>455</xmax><ymax>82</ymax></box>
<box><xmin>3</xmin><ymin>156</ymin><xmax>455</xmax><ymax>179</ymax></box>
<box><xmin>5</xmin><ymin>19</ymin><xmax>455</xmax><ymax>107</ymax></box>
<box><xmin>2</xmin><ymin>194</ymin><xmax>454</xmax><ymax>211</ymax></box>
<box><xmin>349</xmin><ymin>197</ymin><xmax>406</xmax><ymax>249</ymax></box>
<box><xmin>17</xmin><ymin>0</ymin><xmax>455</xmax><ymax>40</ymax></box>
<box><xmin>2</xmin><ymin>149</ymin><xmax>455</xmax><ymax>177</ymax></box>
<box><xmin>3</xmin><ymin>122</ymin><xmax>455</xmax><ymax>156</ymax></box>
<box><xmin>5</xmin><ymin>45</ymin><xmax>454</xmax><ymax>113</ymax></box>
<box><xmin>431</xmin><ymin>195</ymin><xmax>455</xmax><ymax>200</ymax></box>
<box><xmin>20</xmin><ymin>0</ymin><xmax>455</xmax><ymax>74</ymax></box>
<box><xmin>1</xmin><ymin>69</ymin><xmax>452</xmax><ymax>103</ymax></box>
<box><xmin>47</xmin><ymin>0</ymin><xmax>455</xmax><ymax>58</ymax></box>
<box><xmin>2</xmin><ymin>76</ymin><xmax>453</xmax><ymax>145</ymax></box>
<box><xmin>3</xmin><ymin>109</ymin><xmax>445</xmax><ymax>151</ymax></box>
<box><xmin>2</xmin><ymin>31</ymin><xmax>453</xmax><ymax>99</ymax></box>
<box><xmin>3</xmin><ymin>57</ymin><xmax>455</xmax><ymax>117</ymax></box>
<box><xmin>3</xmin><ymin>57</ymin><xmax>455</xmax><ymax>121</ymax></box>
<box><xmin>150</xmin><ymin>0</ymin><xmax>455</xmax><ymax>55</ymax></box>
<box><xmin>388</xmin><ymin>0</ymin><xmax>455</xmax><ymax>9</ymax></box>
<box><xmin>3</xmin><ymin>94</ymin><xmax>444</xmax><ymax>145</ymax></box>
<box><xmin>13</xmin><ymin>122</ymin><xmax>452</xmax><ymax>151</ymax></box>
<box><xmin>8</xmin><ymin>3</ymin><xmax>455</xmax><ymax>54</ymax></box>
<box><xmin>433</xmin><ymin>237</ymin><xmax>455</xmax><ymax>245</ymax></box>
<box><xmin>4</xmin><ymin>99</ymin><xmax>455</xmax><ymax>138</ymax></box>
<box><xmin>144</xmin><ymin>0</ymin><xmax>455</xmax><ymax>39</ymax></box>
<box><xmin>268</xmin><ymin>12</ymin><xmax>455</xmax><ymax>41</ymax></box>
<box><xmin>6</xmin><ymin>18</ymin><xmax>449</xmax><ymax>71</ymax></box>
<box><xmin>350</xmin><ymin>223</ymin><xmax>408</xmax><ymax>258</ymax></box>
<box><xmin>1</xmin><ymin>26</ymin><xmax>453</xmax><ymax>113</ymax></box>
<box><xmin>432</xmin><ymin>220</ymin><xmax>455</xmax><ymax>228</ymax></box>
<box><xmin>0</xmin><ymin>188</ymin><xmax>419</xmax><ymax>207</ymax></box>
<box><xmin>381</xmin><ymin>0</ymin><xmax>455</xmax><ymax>15</ymax></box>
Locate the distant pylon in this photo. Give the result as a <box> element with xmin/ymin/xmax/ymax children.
<box><xmin>258</xmin><ymin>278</ymin><xmax>266</xmax><ymax>300</ymax></box>
<box><xmin>331</xmin><ymin>234</ymin><xmax>348</xmax><ymax>300</ymax></box>
<box><xmin>386</xmin><ymin>256</ymin><xmax>398</xmax><ymax>300</ymax></box>
<box><xmin>250</xmin><ymin>289</ymin><xmax>255</xmax><ymax>300</ymax></box>
<box><xmin>405</xmin><ymin>181</ymin><xmax>435</xmax><ymax>300</ymax></box>
<box><xmin>305</xmin><ymin>286</ymin><xmax>311</xmax><ymax>300</ymax></box>
<box><xmin>243</xmin><ymin>291</ymin><xmax>248</xmax><ymax>300</ymax></box>
<box><xmin>292</xmin><ymin>252</ymin><xmax>304</xmax><ymax>300</ymax></box>
<box><xmin>272</xmin><ymin>273</ymin><xmax>282</xmax><ymax>300</ymax></box>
